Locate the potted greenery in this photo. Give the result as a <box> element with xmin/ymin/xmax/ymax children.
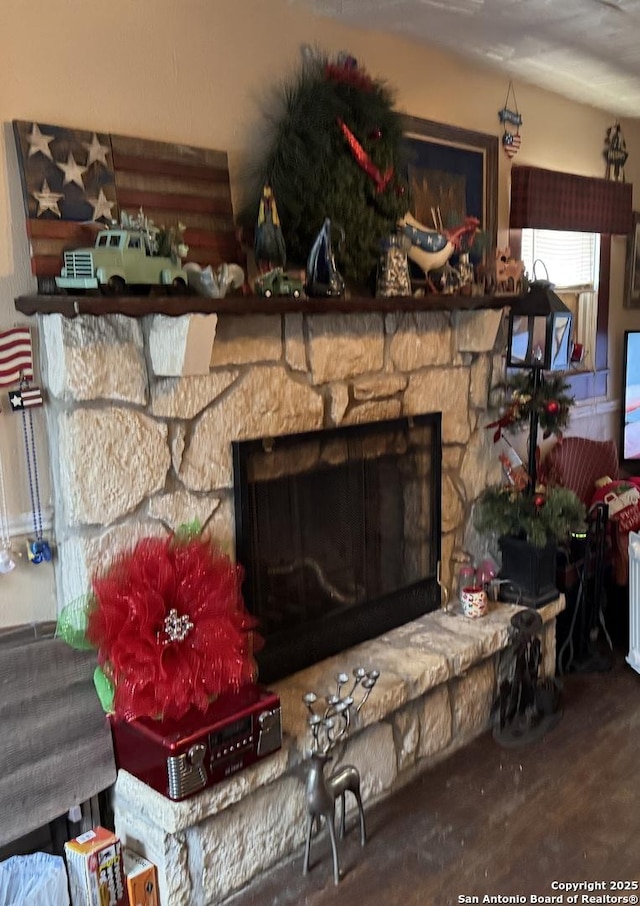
<box><xmin>473</xmin><ymin>483</ymin><xmax>586</xmax><ymax>607</ymax></box>
<box><xmin>474</xmin><ymin>371</ymin><xmax>587</xmax><ymax>607</ymax></box>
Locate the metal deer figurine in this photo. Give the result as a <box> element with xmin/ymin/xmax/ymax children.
<box><xmin>301</xmin><ymin>666</ymin><xmax>380</xmax><ymax>885</ymax></box>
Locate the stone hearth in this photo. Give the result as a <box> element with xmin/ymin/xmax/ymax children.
<box><xmin>112</xmin><ymin>597</ymin><xmax>563</xmax><ymax>905</ymax></box>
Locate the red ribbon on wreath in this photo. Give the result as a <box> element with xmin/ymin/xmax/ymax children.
<box><xmin>337</xmin><ymin>118</ymin><xmax>394</xmax><ymax>193</ymax></box>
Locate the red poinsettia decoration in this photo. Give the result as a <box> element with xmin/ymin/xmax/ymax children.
<box><xmin>87</xmin><ymin>535</ymin><xmax>260</xmax><ymax>721</ymax></box>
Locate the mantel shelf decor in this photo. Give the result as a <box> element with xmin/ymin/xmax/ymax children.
<box><xmin>14</xmin><ymin>292</ymin><xmax>520</xmax><ymax>319</ymax></box>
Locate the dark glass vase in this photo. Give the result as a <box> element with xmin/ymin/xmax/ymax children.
<box><xmin>498</xmin><ymin>535</ymin><xmax>558</xmax><ymax>608</ymax></box>
<box><xmin>305</xmin><ymin>218</ymin><xmax>345</xmax><ymax>298</ymax></box>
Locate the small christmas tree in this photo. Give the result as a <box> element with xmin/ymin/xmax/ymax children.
<box><xmin>474</xmin><ymin>373</ymin><xmax>586</xmax><ymax>548</ymax></box>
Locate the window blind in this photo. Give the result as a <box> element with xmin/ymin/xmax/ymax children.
<box><xmin>521</xmin><ymin>230</ymin><xmax>600</xmax><ymax>289</ymax></box>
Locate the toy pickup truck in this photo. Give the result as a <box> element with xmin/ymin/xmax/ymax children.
<box><xmin>254</xmin><ymin>268</ymin><xmax>303</xmax><ymax>299</ymax></box>
<box><xmin>55</xmin><ymin>226</ymin><xmax>188</xmax><ymax>294</ymax></box>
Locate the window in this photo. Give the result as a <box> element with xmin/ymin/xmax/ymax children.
<box><xmin>520</xmin><ymin>230</ymin><xmax>600</xmax><ymax>291</ymax></box>
<box><xmin>520</xmin><ymin>229</ymin><xmax>601</xmax><ymax>372</ymax></box>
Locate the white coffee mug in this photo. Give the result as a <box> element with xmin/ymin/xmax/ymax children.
<box><xmin>460</xmin><ymin>585</ymin><xmax>488</xmax><ymax>619</ymax></box>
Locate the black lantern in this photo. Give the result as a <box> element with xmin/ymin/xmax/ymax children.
<box><xmin>507</xmin><ymin>278</ymin><xmax>573</xmax><ymax>371</ymax></box>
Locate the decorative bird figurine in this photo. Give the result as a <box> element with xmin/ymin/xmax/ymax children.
<box><xmin>398</xmin><ymin>212</ymin><xmax>480</xmax><ymax>292</ymax></box>
<box><xmin>254</xmin><ymin>184</ymin><xmax>287</xmax><ymax>271</ymax></box>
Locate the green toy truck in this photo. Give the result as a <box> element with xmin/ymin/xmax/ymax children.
<box><xmin>254</xmin><ymin>268</ymin><xmax>303</xmax><ymax>299</ymax></box>
<box><xmin>55</xmin><ymin>226</ymin><xmax>188</xmax><ymax>294</ymax></box>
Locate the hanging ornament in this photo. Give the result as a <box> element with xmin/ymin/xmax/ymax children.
<box><xmin>0</xmin><ymin>327</ymin><xmax>38</xmax><ymax>573</ymax></box>
<box><xmin>603</xmin><ymin>122</ymin><xmax>628</xmax><ymax>182</ymax></box>
<box><xmin>533</xmin><ymin>493</ymin><xmax>546</xmax><ymax>509</ymax></box>
<box><xmin>545</xmin><ymin>400</ymin><xmax>560</xmax><ymax>415</ymax></box>
<box><xmin>0</xmin><ymin>449</ymin><xmax>16</xmax><ymax>575</ymax></box>
<box><xmin>8</xmin><ymin>375</ymin><xmax>51</xmax><ymax>565</ymax></box>
<box><xmin>499</xmin><ymin>81</ymin><xmax>522</xmax><ymax>159</ymax></box>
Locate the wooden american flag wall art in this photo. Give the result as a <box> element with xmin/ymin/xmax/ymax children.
<box><xmin>12</xmin><ymin>120</ymin><xmax>243</xmax><ymax>292</ymax></box>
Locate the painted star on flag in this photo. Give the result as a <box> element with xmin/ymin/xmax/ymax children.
<box><xmin>82</xmin><ymin>133</ymin><xmax>110</xmax><ymax>167</ymax></box>
<box><xmin>27</xmin><ymin>123</ymin><xmax>54</xmax><ymax>160</ymax></box>
<box><xmin>56</xmin><ymin>152</ymin><xmax>87</xmax><ymax>188</ymax></box>
<box><xmin>87</xmin><ymin>188</ymin><xmax>115</xmax><ymax>222</ymax></box>
<box><xmin>32</xmin><ymin>179</ymin><xmax>64</xmax><ymax>217</ymax></box>
<box><xmin>8</xmin><ymin>392</ymin><xmax>22</xmax><ymax>410</ymax></box>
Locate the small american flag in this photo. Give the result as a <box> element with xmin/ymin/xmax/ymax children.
<box><xmin>0</xmin><ymin>328</ymin><xmax>33</xmax><ymax>388</ymax></box>
<box><xmin>8</xmin><ymin>386</ymin><xmax>43</xmax><ymax>411</ymax></box>
<box><xmin>502</xmin><ymin>131</ymin><xmax>522</xmax><ymax>159</ymax></box>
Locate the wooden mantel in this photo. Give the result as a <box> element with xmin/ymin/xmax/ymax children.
<box><xmin>14</xmin><ymin>292</ymin><xmax>519</xmax><ymax>318</ymax></box>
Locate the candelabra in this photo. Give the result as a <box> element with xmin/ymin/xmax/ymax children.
<box><xmin>300</xmin><ymin>666</ymin><xmax>380</xmax><ymax>885</ymax></box>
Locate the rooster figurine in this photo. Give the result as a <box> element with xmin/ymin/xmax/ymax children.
<box><xmin>398</xmin><ymin>212</ymin><xmax>480</xmax><ymax>292</ymax></box>
<box><xmin>254</xmin><ymin>184</ymin><xmax>287</xmax><ymax>272</ymax></box>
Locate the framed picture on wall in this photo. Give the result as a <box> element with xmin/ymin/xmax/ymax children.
<box><xmin>625</xmin><ymin>212</ymin><xmax>640</xmax><ymax>308</ymax></box>
<box><xmin>400</xmin><ymin>115</ymin><xmax>498</xmax><ymax>255</ymax></box>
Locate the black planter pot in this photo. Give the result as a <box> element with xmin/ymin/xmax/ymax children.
<box><xmin>498</xmin><ymin>535</ymin><xmax>558</xmax><ymax>608</ymax></box>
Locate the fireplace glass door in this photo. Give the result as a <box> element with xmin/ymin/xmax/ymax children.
<box><xmin>233</xmin><ymin>414</ymin><xmax>441</xmax><ymax>681</ymax></box>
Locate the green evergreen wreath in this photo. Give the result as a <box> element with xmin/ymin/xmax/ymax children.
<box><xmin>487</xmin><ymin>372</ymin><xmax>574</xmax><ymax>442</ymax></box>
<box><xmin>254</xmin><ymin>50</ymin><xmax>408</xmax><ymax>285</ymax></box>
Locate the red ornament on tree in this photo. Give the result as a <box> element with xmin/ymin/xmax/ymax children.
<box><xmin>545</xmin><ymin>400</ymin><xmax>560</xmax><ymax>415</ymax></box>
<box><xmin>533</xmin><ymin>493</ymin><xmax>546</xmax><ymax>509</ymax></box>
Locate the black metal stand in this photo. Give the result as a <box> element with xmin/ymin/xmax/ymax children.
<box><xmin>556</xmin><ymin>502</ymin><xmax>612</xmax><ymax>674</ymax></box>
<box><xmin>493</xmin><ymin>608</ymin><xmax>562</xmax><ymax>747</ymax></box>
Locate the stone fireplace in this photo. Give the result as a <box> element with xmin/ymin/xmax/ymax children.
<box><xmin>39</xmin><ymin>306</ymin><xmax>506</xmax><ymax>615</ymax></box>
<box><xmin>33</xmin><ymin>304</ymin><xmax>565</xmax><ymax>903</ymax></box>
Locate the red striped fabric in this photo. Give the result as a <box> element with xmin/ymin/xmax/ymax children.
<box><xmin>510</xmin><ymin>165</ymin><xmax>632</xmax><ymax>234</ymax></box>
<box><xmin>0</xmin><ymin>328</ymin><xmax>33</xmax><ymax>388</ymax></box>
<box><xmin>12</xmin><ymin>121</ymin><xmax>242</xmax><ymax>288</ymax></box>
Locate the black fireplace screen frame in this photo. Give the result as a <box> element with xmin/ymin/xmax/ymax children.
<box><xmin>233</xmin><ymin>413</ymin><xmax>442</xmax><ymax>682</ymax></box>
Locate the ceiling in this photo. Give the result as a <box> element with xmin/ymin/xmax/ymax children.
<box><xmin>301</xmin><ymin>0</ymin><xmax>640</xmax><ymax>118</ymax></box>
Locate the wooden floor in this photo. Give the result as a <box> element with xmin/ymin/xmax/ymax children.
<box><xmin>227</xmin><ymin>650</ymin><xmax>640</xmax><ymax>906</ymax></box>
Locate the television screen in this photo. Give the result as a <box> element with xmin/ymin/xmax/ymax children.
<box><xmin>621</xmin><ymin>330</ymin><xmax>640</xmax><ymax>468</ymax></box>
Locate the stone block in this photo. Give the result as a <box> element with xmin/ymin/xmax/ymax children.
<box><xmin>343</xmin><ymin>398</ymin><xmax>402</xmax><ymax>425</ymax></box>
<box><xmin>450</xmin><ymin>658</ymin><xmax>495</xmax><ymax>740</ymax></box>
<box><xmin>147</xmin><ymin>490</ymin><xmax>219</xmax><ymax>532</ymax></box>
<box><xmin>393</xmin><ymin>701</ymin><xmax>421</xmax><ymax>772</ymax></box>
<box><xmin>147</xmin><ymin>314</ymin><xmax>218</xmax><ymax>376</ymax></box>
<box><xmin>58</xmin><ymin>409</ymin><xmax>170</xmax><ymax>526</ymax></box>
<box><xmin>178</xmin><ymin>366</ymin><xmax>323</xmax><ymax>491</ymax></box>
<box><xmin>210</xmin><ymin>314</ymin><xmax>281</xmax><ymax>366</ymax></box>
<box><xmin>453</xmin><ymin>309</ymin><xmax>505</xmax><ymax>353</ymax></box>
<box><xmin>417</xmin><ymin>685</ymin><xmax>453</xmax><ymax>759</ymax></box>
<box><xmin>386</xmin><ymin>311</ymin><xmax>452</xmax><ymax>369</ymax></box>
<box><xmin>197</xmin><ymin>775</ymin><xmax>305</xmax><ymax>902</ymax></box>
<box><xmin>40</xmin><ymin>313</ymin><xmax>148</xmax><ymax>404</ymax></box>
<box><xmin>56</xmin><ymin>522</ymin><xmax>166</xmax><ymax>609</ymax></box>
<box><xmin>404</xmin><ymin>368</ymin><xmax>470</xmax><ymax>444</ymax></box>
<box><xmin>284</xmin><ymin>312</ymin><xmax>307</xmax><ymax>372</ymax></box>
<box><xmin>343</xmin><ymin>722</ymin><xmax>397</xmax><ymax>801</ymax></box>
<box><xmin>353</xmin><ymin>373</ymin><xmax>407</xmax><ymax>401</ymax></box>
<box><xmin>151</xmin><ymin>371</ymin><xmax>238</xmax><ymax>420</ymax></box>
<box><xmin>330</xmin><ymin>383</ymin><xmax>349</xmax><ymax>424</ymax></box>
<box><xmin>307</xmin><ymin>313</ymin><xmax>384</xmax><ymax>383</ymax></box>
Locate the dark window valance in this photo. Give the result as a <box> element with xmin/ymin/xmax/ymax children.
<box><xmin>510</xmin><ymin>165</ymin><xmax>632</xmax><ymax>234</ymax></box>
